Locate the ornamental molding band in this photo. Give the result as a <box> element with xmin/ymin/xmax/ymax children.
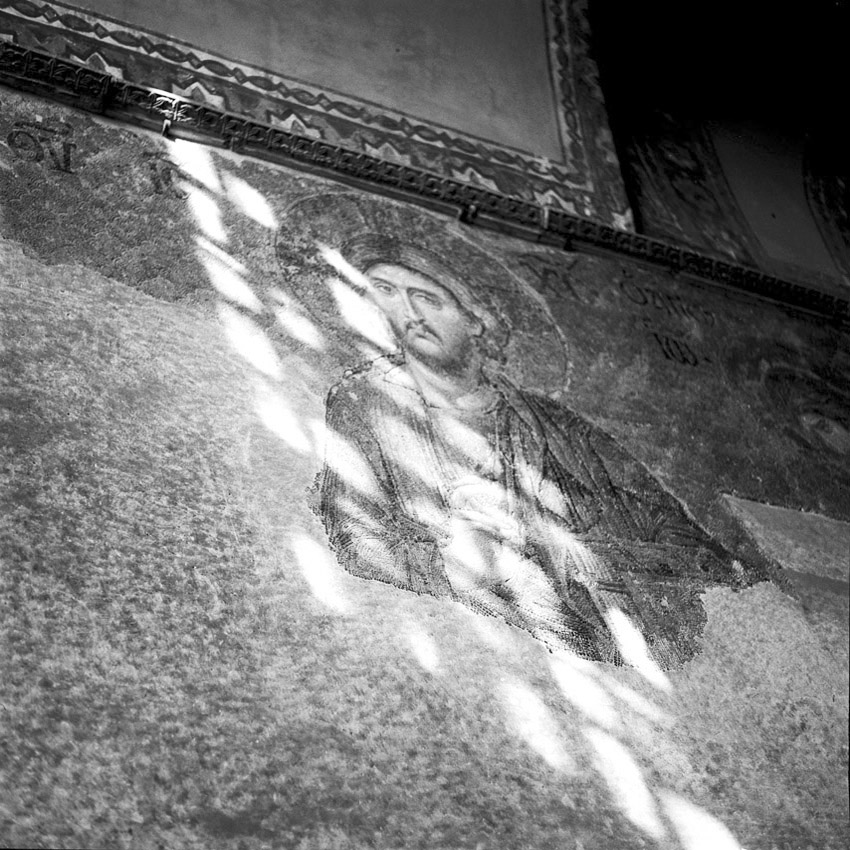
<box><xmin>621</xmin><ymin>113</ymin><xmax>850</xmax><ymax>297</ymax></box>
<box><xmin>0</xmin><ymin>42</ymin><xmax>848</xmax><ymax>327</ymax></box>
<box><xmin>0</xmin><ymin>0</ymin><xmax>631</xmax><ymax>225</ymax></box>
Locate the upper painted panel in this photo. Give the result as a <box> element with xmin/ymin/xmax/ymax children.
<box><xmin>0</xmin><ymin>0</ymin><xmax>632</xmax><ymax>225</ymax></box>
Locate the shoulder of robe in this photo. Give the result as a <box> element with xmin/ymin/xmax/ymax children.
<box><xmin>513</xmin><ymin>388</ymin><xmax>586</xmax><ymax>432</ymax></box>
<box><xmin>326</xmin><ymin>356</ymin><xmax>403</xmax><ymax>406</ymax></box>
<box><xmin>328</xmin><ymin>361</ymin><xmax>376</xmax><ymax>393</ymax></box>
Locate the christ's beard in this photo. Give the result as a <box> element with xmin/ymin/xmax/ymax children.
<box><xmin>403</xmin><ymin>330</ymin><xmax>479</xmax><ymax>378</ymax></box>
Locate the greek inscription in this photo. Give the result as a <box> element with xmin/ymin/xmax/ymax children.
<box><xmin>641</xmin><ymin>318</ymin><xmax>711</xmax><ymax>367</ymax></box>
<box><xmin>6</xmin><ymin>121</ymin><xmax>75</xmax><ymax>172</ymax></box>
<box><xmin>621</xmin><ymin>277</ymin><xmax>716</xmax><ymax>326</ymax></box>
<box><xmin>652</xmin><ymin>332</ymin><xmax>699</xmax><ymax>366</ymax></box>
<box><xmin>622</xmin><ymin>275</ymin><xmax>717</xmax><ymax>367</ymax></box>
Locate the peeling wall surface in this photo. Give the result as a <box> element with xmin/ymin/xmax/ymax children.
<box><xmin>1</xmin><ymin>90</ymin><xmax>848</xmax><ymax>850</ymax></box>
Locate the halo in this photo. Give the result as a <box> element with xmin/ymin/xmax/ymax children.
<box><xmin>274</xmin><ymin>190</ymin><xmax>571</xmax><ymax>392</ymax></box>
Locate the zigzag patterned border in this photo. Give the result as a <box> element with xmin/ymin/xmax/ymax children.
<box><xmin>0</xmin><ymin>43</ymin><xmax>847</xmax><ymax>326</ymax></box>
<box><xmin>560</xmin><ymin>0</ymin><xmax>632</xmax><ymax>228</ymax></box>
<box><xmin>0</xmin><ymin>0</ymin><xmax>634</xmax><ymax>222</ymax></box>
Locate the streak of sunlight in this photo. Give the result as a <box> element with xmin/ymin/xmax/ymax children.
<box><xmin>328</xmin><ymin>276</ymin><xmax>395</xmax><ymax>351</ymax></box>
<box><xmin>170</xmin><ymin>138</ymin><xmax>221</xmax><ymax>192</ymax></box>
<box><xmin>318</xmin><ymin>244</ymin><xmax>372</xmax><ymax>291</ymax></box>
<box><xmin>499</xmin><ymin>680</ymin><xmax>575</xmax><ymax>773</ymax></box>
<box><xmin>223</xmin><ymin>173</ymin><xmax>277</xmax><ymax>228</ymax></box>
<box><xmin>404</xmin><ymin>624</ymin><xmax>440</xmax><ymax>673</ymax></box>
<box><xmin>268</xmin><ymin>289</ymin><xmax>325</xmax><ymax>350</ymax></box>
<box><xmin>608</xmin><ymin>681</ymin><xmax>670</xmax><ymax>725</ymax></box>
<box><xmin>464</xmin><ymin>607</ymin><xmax>511</xmax><ymax>650</ymax></box>
<box><xmin>218</xmin><ymin>303</ymin><xmax>282</xmax><ymax>379</ymax></box>
<box><xmin>659</xmin><ymin>791</ymin><xmax>743</xmax><ymax>850</ymax></box>
<box><xmin>196</xmin><ymin>237</ymin><xmax>262</xmax><ymax>311</ymax></box>
<box><xmin>585</xmin><ymin>728</ymin><xmax>667</xmax><ymax>841</ymax></box>
<box><xmin>307</xmin><ymin>418</ymin><xmax>328</xmax><ymax>455</ymax></box>
<box><xmin>355</xmin><ymin>340</ymin><xmax>390</xmax><ymax>363</ymax></box>
<box><xmin>549</xmin><ymin>654</ymin><xmax>618</xmax><ymax>729</ymax></box>
<box><xmin>291</xmin><ymin>533</ymin><xmax>352</xmax><ymax>614</ymax></box>
<box><xmin>443</xmin><ymin>517</ymin><xmax>491</xmax><ymax>592</ymax></box>
<box><xmin>377</xmin><ymin>415</ymin><xmax>448</xmax><ymax>492</ymax></box>
<box><xmin>254</xmin><ymin>380</ymin><xmax>313</xmax><ymax>454</ymax></box>
<box><xmin>185</xmin><ymin>185</ymin><xmax>227</xmax><ymax>243</ymax></box>
<box><xmin>605</xmin><ymin>608</ymin><xmax>671</xmax><ymax>692</ymax></box>
<box><xmin>323</xmin><ymin>426</ymin><xmax>381</xmax><ymax>497</ymax></box>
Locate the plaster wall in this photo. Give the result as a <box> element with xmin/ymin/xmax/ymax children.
<box><xmin>709</xmin><ymin>122</ymin><xmax>840</xmax><ymax>279</ymax></box>
<box><xmin>1</xmin><ymin>89</ymin><xmax>848</xmax><ymax>850</ymax></box>
<box><xmin>74</xmin><ymin>0</ymin><xmax>563</xmax><ymax>159</ymax></box>
<box><xmin>1</xmin><ymin>0</ymin><xmax>631</xmax><ymax>220</ymax></box>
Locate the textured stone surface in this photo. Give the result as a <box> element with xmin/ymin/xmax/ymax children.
<box><xmin>1</xmin><ymin>88</ymin><xmax>848</xmax><ymax>849</ymax></box>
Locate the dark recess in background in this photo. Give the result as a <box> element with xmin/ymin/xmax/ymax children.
<box><xmin>588</xmin><ymin>0</ymin><xmax>848</xmax><ymax>223</ymax></box>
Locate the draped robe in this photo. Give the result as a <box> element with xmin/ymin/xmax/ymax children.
<box><xmin>318</xmin><ymin>355</ymin><xmax>748</xmax><ymax>665</ymax></box>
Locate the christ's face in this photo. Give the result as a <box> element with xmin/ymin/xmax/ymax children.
<box><xmin>366</xmin><ymin>263</ymin><xmax>481</xmax><ymax>369</ymax></box>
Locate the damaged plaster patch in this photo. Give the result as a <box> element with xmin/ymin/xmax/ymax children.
<box><xmin>723</xmin><ymin>495</ymin><xmax>850</xmax><ymax>582</ymax></box>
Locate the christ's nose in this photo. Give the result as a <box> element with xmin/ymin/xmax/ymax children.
<box><xmin>400</xmin><ymin>291</ymin><xmax>423</xmax><ymax>322</ymax></box>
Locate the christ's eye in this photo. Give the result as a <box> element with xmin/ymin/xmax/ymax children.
<box><xmin>372</xmin><ymin>281</ymin><xmax>396</xmax><ymax>296</ymax></box>
<box><xmin>412</xmin><ymin>290</ymin><xmax>443</xmax><ymax>308</ymax></box>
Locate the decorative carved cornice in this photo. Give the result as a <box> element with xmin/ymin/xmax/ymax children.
<box><xmin>0</xmin><ymin>0</ymin><xmax>633</xmax><ymax>220</ymax></box>
<box><xmin>1</xmin><ymin>43</ymin><xmax>847</xmax><ymax>327</ymax></box>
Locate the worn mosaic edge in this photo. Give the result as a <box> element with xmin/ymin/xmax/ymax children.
<box><xmin>0</xmin><ymin>42</ymin><xmax>848</xmax><ymax>327</ymax></box>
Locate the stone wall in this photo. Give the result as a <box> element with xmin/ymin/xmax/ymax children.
<box><xmin>1</xmin><ymin>88</ymin><xmax>848</xmax><ymax>850</ymax></box>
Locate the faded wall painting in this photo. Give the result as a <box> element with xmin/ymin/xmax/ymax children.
<box><xmin>277</xmin><ymin>194</ymin><xmax>766</xmax><ymax>668</ymax></box>
<box><xmin>761</xmin><ymin>362</ymin><xmax>850</xmax><ymax>458</ymax></box>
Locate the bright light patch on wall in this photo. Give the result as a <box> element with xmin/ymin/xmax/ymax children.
<box><xmin>196</xmin><ymin>237</ymin><xmax>262</xmax><ymax>311</ymax></box>
<box><xmin>291</xmin><ymin>533</ymin><xmax>351</xmax><ymax>614</ymax></box>
<box><xmin>548</xmin><ymin>527</ymin><xmax>609</xmax><ymax>591</ymax></box>
<box><xmin>307</xmin><ymin>418</ymin><xmax>328</xmax><ymax>455</ymax></box>
<box><xmin>355</xmin><ymin>341</ymin><xmax>390</xmax><ymax>364</ymax></box>
<box><xmin>659</xmin><ymin>791</ymin><xmax>743</xmax><ymax>850</ymax></box>
<box><xmin>328</xmin><ymin>276</ymin><xmax>395</xmax><ymax>351</ymax></box>
<box><xmin>376</xmin><ymin>415</ymin><xmax>447</xmax><ymax>493</ymax></box>
<box><xmin>323</xmin><ymin>426</ymin><xmax>381</xmax><ymax>498</ymax></box>
<box><xmin>404</xmin><ymin>624</ymin><xmax>440</xmax><ymax>673</ymax></box>
<box><xmin>253</xmin><ymin>380</ymin><xmax>312</xmax><ymax>454</ymax></box>
<box><xmin>585</xmin><ymin>728</ymin><xmax>666</xmax><ymax>840</ymax></box>
<box><xmin>223</xmin><ymin>173</ymin><xmax>277</xmax><ymax>228</ymax></box>
<box><xmin>549</xmin><ymin>654</ymin><xmax>618</xmax><ymax>729</ymax></box>
<box><xmin>608</xmin><ymin>682</ymin><xmax>670</xmax><ymax>725</ymax></box>
<box><xmin>442</xmin><ymin>521</ymin><xmax>491</xmax><ymax>593</ymax></box>
<box><xmin>184</xmin><ymin>185</ymin><xmax>227</xmax><ymax>243</ymax></box>
<box><xmin>464</xmin><ymin>607</ymin><xmax>511</xmax><ymax>651</ymax></box>
<box><xmin>499</xmin><ymin>680</ymin><xmax>574</xmax><ymax>773</ymax></box>
<box><xmin>171</xmin><ymin>138</ymin><xmax>221</xmax><ymax>192</ymax></box>
<box><xmin>318</xmin><ymin>244</ymin><xmax>372</xmax><ymax>291</ymax></box>
<box><xmin>218</xmin><ymin>303</ymin><xmax>282</xmax><ymax>378</ymax></box>
<box><xmin>605</xmin><ymin>608</ymin><xmax>671</xmax><ymax>692</ymax></box>
<box><xmin>269</xmin><ymin>291</ymin><xmax>325</xmax><ymax>350</ymax></box>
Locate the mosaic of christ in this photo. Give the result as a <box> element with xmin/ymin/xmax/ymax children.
<box><xmin>276</xmin><ymin>193</ymin><xmax>758</xmax><ymax>668</ymax></box>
